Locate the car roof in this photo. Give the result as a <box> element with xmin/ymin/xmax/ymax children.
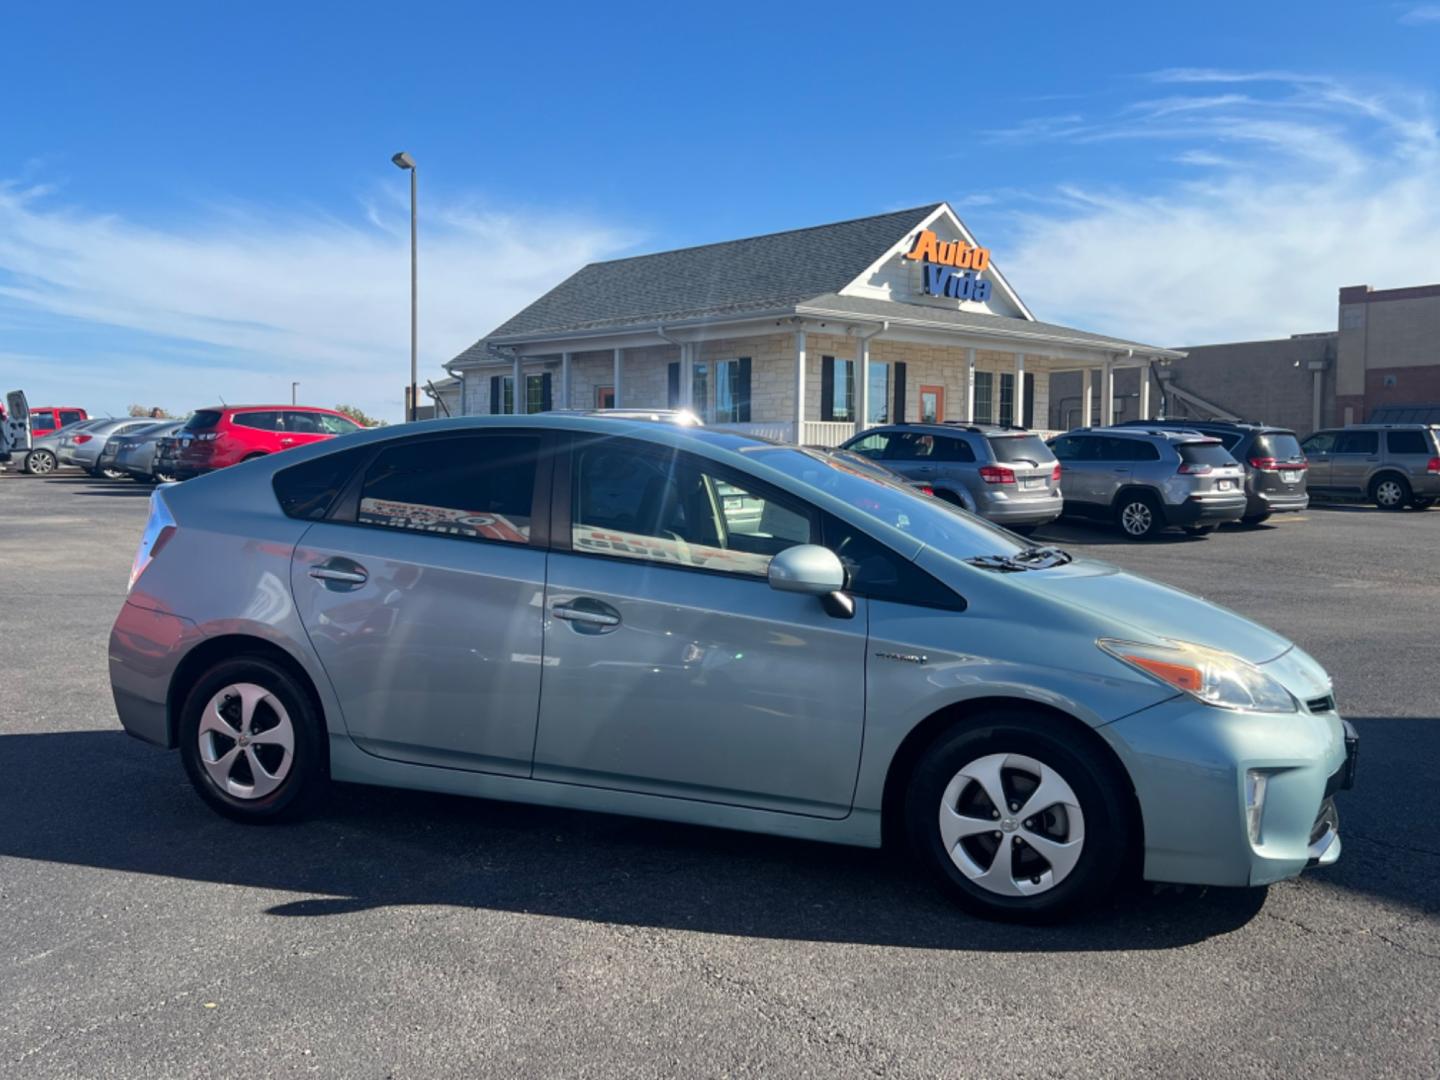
<box><xmin>195</xmin><ymin>404</ymin><xmax>344</xmax><ymax>413</ymax></box>
<box><xmin>1114</xmin><ymin>418</ymin><xmax>1293</xmax><ymax>434</ymax></box>
<box><xmin>1063</xmin><ymin>427</ymin><xmax>1220</xmax><ymax>443</ymax></box>
<box><xmin>1343</xmin><ymin>422</ymin><xmax>1440</xmax><ymax>430</ymax></box>
<box><xmin>861</xmin><ymin>422</ymin><xmax>1036</xmax><ymax>437</ymax></box>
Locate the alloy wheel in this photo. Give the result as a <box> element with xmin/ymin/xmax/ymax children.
<box><xmin>197</xmin><ymin>683</ymin><xmax>296</xmax><ymax>800</ymax></box>
<box><xmin>29</xmin><ymin>450</ymin><xmax>56</xmax><ymax>475</ymax></box>
<box><xmin>937</xmin><ymin>752</ymin><xmax>1085</xmax><ymax>897</ymax></box>
<box><xmin>1375</xmin><ymin>480</ymin><xmax>1405</xmax><ymax>508</ymax></box>
<box><xmin>1120</xmin><ymin>501</ymin><xmax>1153</xmax><ymax>537</ymax></box>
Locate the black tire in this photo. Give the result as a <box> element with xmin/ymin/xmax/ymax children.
<box><xmin>1114</xmin><ymin>492</ymin><xmax>1164</xmax><ymax>540</ymax></box>
<box><xmin>1370</xmin><ymin>473</ymin><xmax>1411</xmax><ymax>511</ymax></box>
<box><xmin>904</xmin><ymin>710</ymin><xmax>1133</xmax><ymax>923</ymax></box>
<box><xmin>178</xmin><ymin>656</ymin><xmax>328</xmax><ymax>823</ymax></box>
<box><xmin>24</xmin><ymin>449</ymin><xmax>57</xmax><ymax>475</ymax></box>
<box><xmin>1183</xmin><ymin>525</ymin><xmax>1216</xmax><ymax>536</ymax></box>
<box><xmin>1240</xmin><ymin>513</ymin><xmax>1271</xmax><ymax>526</ymax></box>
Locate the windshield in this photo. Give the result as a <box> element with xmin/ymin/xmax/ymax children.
<box><xmin>745</xmin><ymin>446</ymin><xmax>1031</xmax><ymax>560</ymax></box>
<box><xmin>988</xmin><ymin>434</ymin><xmax>1054</xmax><ymax>465</ymax></box>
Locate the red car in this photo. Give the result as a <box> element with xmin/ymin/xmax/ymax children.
<box><xmin>173</xmin><ymin>405</ymin><xmax>362</xmax><ymax>478</ymax></box>
<box><xmin>29</xmin><ymin>406</ymin><xmax>89</xmax><ymax>435</ymax></box>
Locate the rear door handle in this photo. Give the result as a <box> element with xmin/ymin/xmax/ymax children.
<box><xmin>279</xmin><ymin>437</ymin><xmax>295</xmax><ymax>446</ymax></box>
<box><xmin>553</xmin><ymin>604</ymin><xmax>620</xmax><ymax>627</ymax></box>
<box><xmin>309</xmin><ymin>559</ymin><xmax>368</xmax><ymax>586</ymax></box>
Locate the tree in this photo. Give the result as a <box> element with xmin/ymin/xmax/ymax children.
<box><xmin>334</xmin><ymin>404</ymin><xmax>386</xmax><ymax>428</ymax></box>
<box><xmin>128</xmin><ymin>404</ymin><xmax>174</xmax><ymax>418</ymax></box>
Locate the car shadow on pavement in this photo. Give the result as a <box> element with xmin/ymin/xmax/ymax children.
<box><xmin>0</xmin><ymin>728</ymin><xmax>1283</xmax><ymax>952</ymax></box>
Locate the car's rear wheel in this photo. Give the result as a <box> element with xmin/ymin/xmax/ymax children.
<box><xmin>24</xmin><ymin>449</ymin><xmax>57</xmax><ymax>475</ymax></box>
<box><xmin>1115</xmin><ymin>493</ymin><xmax>1164</xmax><ymax>540</ymax></box>
<box><xmin>178</xmin><ymin>656</ymin><xmax>327</xmax><ymax>823</ymax></box>
<box><xmin>905</xmin><ymin>711</ymin><xmax>1133</xmax><ymax>923</ymax></box>
<box><xmin>1371</xmin><ymin>474</ymin><xmax>1411</xmax><ymax>511</ymax></box>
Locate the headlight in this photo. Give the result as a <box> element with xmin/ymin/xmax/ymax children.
<box><xmin>1098</xmin><ymin>638</ymin><xmax>1297</xmax><ymax>714</ymax></box>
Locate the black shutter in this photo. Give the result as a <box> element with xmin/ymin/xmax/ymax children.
<box><xmin>893</xmin><ymin>362</ymin><xmax>907</xmax><ymax>423</ymax></box>
<box><xmin>541</xmin><ymin>372</ymin><xmax>553</xmax><ymax>412</ymax></box>
<box><xmin>489</xmin><ymin>375</ymin><xmax>500</xmax><ymax>415</ymax></box>
<box><xmin>667</xmin><ymin>363</ymin><xmax>680</xmax><ymax>408</ymax></box>
<box><xmin>820</xmin><ymin>357</ymin><xmax>835</xmax><ymax>422</ymax></box>
<box><xmin>1022</xmin><ymin>372</ymin><xmax>1034</xmax><ymax>429</ymax></box>
<box><xmin>736</xmin><ymin>358</ymin><xmax>752</xmax><ymax>422</ymax></box>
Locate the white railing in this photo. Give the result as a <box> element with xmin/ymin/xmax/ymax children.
<box><xmin>799</xmin><ymin>421</ymin><xmax>858</xmax><ymax>447</ymax></box>
<box><xmin>710</xmin><ymin>421</ymin><xmax>797</xmax><ymax>442</ymax></box>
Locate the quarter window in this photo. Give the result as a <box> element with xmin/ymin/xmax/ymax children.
<box><xmin>1386</xmin><ymin>430</ymin><xmax>1429</xmax><ymax>455</ymax></box>
<box><xmin>356</xmin><ymin>435</ymin><xmax>538</xmax><ymax>543</ymax></box>
<box><xmin>571</xmin><ymin>441</ymin><xmax>816</xmax><ymax>577</ymax></box>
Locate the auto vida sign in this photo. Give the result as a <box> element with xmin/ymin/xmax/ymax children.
<box><xmin>903</xmin><ymin>228</ymin><xmax>994</xmax><ymax>303</ymax></box>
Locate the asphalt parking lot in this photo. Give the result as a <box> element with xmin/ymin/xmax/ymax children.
<box><xmin>2</xmin><ymin>470</ymin><xmax>1437</xmax><ymax>1078</ymax></box>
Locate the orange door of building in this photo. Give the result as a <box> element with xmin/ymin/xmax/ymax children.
<box><xmin>919</xmin><ymin>385</ymin><xmax>945</xmax><ymax>423</ymax></box>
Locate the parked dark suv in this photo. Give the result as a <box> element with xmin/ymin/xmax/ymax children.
<box><xmin>1300</xmin><ymin>424</ymin><xmax>1440</xmax><ymax>510</ymax></box>
<box><xmin>841</xmin><ymin>423</ymin><xmax>1062</xmax><ymax>529</ymax></box>
<box><xmin>1114</xmin><ymin>420</ymin><xmax>1308</xmax><ymax>524</ymax></box>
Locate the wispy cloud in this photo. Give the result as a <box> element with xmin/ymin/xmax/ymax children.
<box><xmin>0</xmin><ymin>184</ymin><xmax>635</xmax><ymax>420</ymax></box>
<box><xmin>984</xmin><ymin>70</ymin><xmax>1440</xmax><ymax>345</ymax></box>
<box><xmin>1398</xmin><ymin>4</ymin><xmax>1440</xmax><ymax>24</ymax></box>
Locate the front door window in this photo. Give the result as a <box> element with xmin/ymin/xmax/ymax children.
<box><xmin>920</xmin><ymin>385</ymin><xmax>945</xmax><ymax>424</ymax></box>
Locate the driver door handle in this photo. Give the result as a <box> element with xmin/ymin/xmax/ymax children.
<box><xmin>553</xmin><ymin>603</ymin><xmax>620</xmax><ymax>627</ymax></box>
<box><xmin>309</xmin><ymin>559</ymin><xmax>368</xmax><ymax>586</ymax></box>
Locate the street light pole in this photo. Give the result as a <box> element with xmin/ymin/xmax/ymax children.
<box><xmin>392</xmin><ymin>151</ymin><xmax>418</xmax><ymax>421</ymax></box>
<box><xmin>291</xmin><ymin>381</ymin><xmax>299</xmax><ymax>405</ymax></box>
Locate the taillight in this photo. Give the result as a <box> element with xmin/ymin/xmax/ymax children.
<box><xmin>918</xmin><ymin>485</ymin><xmax>935</xmax><ymax>496</ymax></box>
<box><xmin>1428</xmin><ymin>457</ymin><xmax>1440</xmax><ymax>475</ymax></box>
<box><xmin>1051</xmin><ymin>463</ymin><xmax>1062</xmax><ymax>483</ymax></box>
<box><xmin>128</xmin><ymin>492</ymin><xmax>178</xmax><ymax>592</ymax></box>
<box><xmin>1178</xmin><ymin>463</ymin><xmax>1212</xmax><ymax>475</ymax></box>
<box><xmin>74</xmin><ymin>434</ymin><xmax>93</xmax><ymax>445</ymax></box>
<box><xmin>979</xmin><ymin>465</ymin><xmax>1016</xmax><ymax>484</ymax></box>
<box><xmin>1249</xmin><ymin>456</ymin><xmax>1278</xmax><ymax>471</ymax></box>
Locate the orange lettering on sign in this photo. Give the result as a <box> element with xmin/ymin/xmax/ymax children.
<box><xmin>904</xmin><ymin>228</ymin><xmax>992</xmax><ymax>271</ymax></box>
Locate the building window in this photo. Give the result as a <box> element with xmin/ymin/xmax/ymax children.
<box><xmin>526</xmin><ymin>375</ymin><xmax>545</xmax><ymax>414</ymax></box>
<box><xmin>973</xmin><ymin>371</ymin><xmax>994</xmax><ymax>424</ymax></box>
<box><xmin>868</xmin><ymin>364</ymin><xmax>889</xmax><ymax>424</ymax></box>
<box><xmin>824</xmin><ymin>357</ymin><xmax>855</xmax><ymax>421</ymax></box>
<box><xmin>692</xmin><ymin>363</ymin><xmax>711</xmax><ymax>421</ymax></box>
<box><xmin>501</xmin><ymin>376</ymin><xmax>515</xmax><ymax>415</ymax></box>
<box><xmin>999</xmin><ymin>372</ymin><xmax>1015</xmax><ymax>426</ymax></box>
<box><xmin>714</xmin><ymin>358</ymin><xmax>750</xmax><ymax>423</ymax></box>
<box><xmin>1341</xmin><ymin>308</ymin><xmax>1364</xmax><ymax>330</ymax></box>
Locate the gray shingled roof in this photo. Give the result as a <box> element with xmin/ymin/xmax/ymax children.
<box><xmin>795</xmin><ymin>294</ymin><xmax>1184</xmax><ymax>357</ymax></box>
<box><xmin>462</xmin><ymin>204</ymin><xmax>941</xmax><ymax>349</ymax></box>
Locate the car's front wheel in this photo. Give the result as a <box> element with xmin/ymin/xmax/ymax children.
<box><xmin>178</xmin><ymin>656</ymin><xmax>328</xmax><ymax>823</ymax></box>
<box><xmin>905</xmin><ymin>712</ymin><xmax>1133</xmax><ymax>922</ymax></box>
<box><xmin>24</xmin><ymin>449</ymin><xmax>57</xmax><ymax>475</ymax></box>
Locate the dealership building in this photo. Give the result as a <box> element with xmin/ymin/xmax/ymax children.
<box><xmin>443</xmin><ymin>203</ymin><xmax>1180</xmax><ymax>442</ymax></box>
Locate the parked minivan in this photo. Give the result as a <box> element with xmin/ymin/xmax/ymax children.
<box><xmin>1300</xmin><ymin>424</ymin><xmax>1440</xmax><ymax>510</ymax></box>
<box><xmin>111</xmin><ymin>414</ymin><xmax>1354</xmax><ymax>922</ymax></box>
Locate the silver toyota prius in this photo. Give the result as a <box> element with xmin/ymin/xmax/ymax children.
<box><xmin>109</xmin><ymin>414</ymin><xmax>1356</xmax><ymax>921</ymax></box>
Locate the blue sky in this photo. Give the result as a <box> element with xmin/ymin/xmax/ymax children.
<box><xmin>4</xmin><ymin>1</ymin><xmax>1439</xmax><ymax>420</ymax></box>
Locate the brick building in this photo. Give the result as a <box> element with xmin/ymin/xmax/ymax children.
<box><xmin>1049</xmin><ymin>281</ymin><xmax>1440</xmax><ymax>437</ymax></box>
<box><xmin>444</xmin><ymin>203</ymin><xmax>1178</xmax><ymax>442</ymax></box>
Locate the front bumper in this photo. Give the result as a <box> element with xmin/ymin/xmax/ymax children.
<box><xmin>1099</xmin><ymin>697</ymin><xmax>1353</xmax><ymax>887</ymax></box>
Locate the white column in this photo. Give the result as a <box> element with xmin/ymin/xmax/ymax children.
<box><xmin>965</xmin><ymin>348</ymin><xmax>977</xmax><ymax>422</ymax></box>
<box><xmin>681</xmin><ymin>343</ymin><xmax>694</xmax><ymax>409</ymax></box>
<box><xmin>560</xmin><ymin>352</ymin><xmax>572</xmax><ymax>409</ymax></box>
<box><xmin>512</xmin><ymin>355</ymin><xmax>522</xmax><ymax>415</ymax></box>
<box><xmin>1102</xmin><ymin>361</ymin><xmax>1116</xmax><ymax>426</ymax></box>
<box><xmin>856</xmin><ymin>335</ymin><xmax>871</xmax><ymax>431</ymax></box>
<box><xmin>1138</xmin><ymin>363</ymin><xmax>1151</xmax><ymax>420</ymax></box>
<box><xmin>1014</xmin><ymin>353</ymin><xmax>1026</xmax><ymax>428</ymax></box>
<box><xmin>794</xmin><ymin>329</ymin><xmax>807</xmax><ymax>440</ymax></box>
<box><xmin>613</xmin><ymin>348</ymin><xmax>623</xmax><ymax>409</ymax></box>
<box><xmin>1081</xmin><ymin>368</ymin><xmax>1093</xmax><ymax>428</ymax></box>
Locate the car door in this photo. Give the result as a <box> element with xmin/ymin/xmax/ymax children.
<box><xmin>1300</xmin><ymin>431</ymin><xmax>1337</xmax><ymax>489</ymax></box>
<box><xmin>289</xmin><ymin>430</ymin><xmax>552</xmax><ymax>775</ymax></box>
<box><xmin>533</xmin><ymin>434</ymin><xmax>868</xmax><ymax>819</ymax></box>
<box><xmin>1329</xmin><ymin>430</ymin><xmax>1379</xmax><ymax>492</ymax></box>
<box><xmin>1049</xmin><ymin>435</ymin><xmax>1100</xmax><ymax>507</ymax></box>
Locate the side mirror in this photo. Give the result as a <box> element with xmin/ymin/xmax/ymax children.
<box><xmin>768</xmin><ymin>544</ymin><xmax>846</xmax><ymax>596</ymax></box>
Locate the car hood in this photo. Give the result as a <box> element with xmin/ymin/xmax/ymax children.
<box><xmin>1001</xmin><ymin>557</ymin><xmax>1294</xmax><ymax>664</ymax></box>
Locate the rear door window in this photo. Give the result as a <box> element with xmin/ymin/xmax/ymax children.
<box><xmin>284</xmin><ymin>411</ymin><xmax>324</xmax><ymax>434</ymax></box>
<box><xmin>356</xmin><ymin>434</ymin><xmax>539</xmax><ymax>544</ymax></box>
<box><xmin>1048</xmin><ymin>436</ymin><xmax>1095</xmax><ymax>462</ymax></box>
<box><xmin>1333</xmin><ymin>431</ymin><xmax>1379</xmax><ymax>455</ymax></box>
<box><xmin>1386</xmin><ymin>430</ymin><xmax>1429</xmax><ymax>455</ymax></box>
<box><xmin>1104</xmin><ymin>437</ymin><xmax>1159</xmax><ymax>462</ymax></box>
<box><xmin>988</xmin><ymin>434</ymin><xmax>1053</xmax><ymax>464</ymax></box>
<box><xmin>931</xmin><ymin>436</ymin><xmax>977</xmax><ymax>463</ymax></box>
<box><xmin>232</xmin><ymin>411</ymin><xmax>280</xmax><ymax>431</ymax></box>
<box><xmin>1178</xmin><ymin>442</ymin><xmax>1237</xmax><ymax>468</ymax></box>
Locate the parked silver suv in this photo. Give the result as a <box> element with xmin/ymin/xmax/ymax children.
<box><xmin>1048</xmin><ymin>428</ymin><xmax>1247</xmax><ymax>539</ymax></box>
<box><xmin>1300</xmin><ymin>424</ymin><xmax>1440</xmax><ymax>510</ymax></box>
<box><xmin>841</xmin><ymin>423</ymin><xmax>1062</xmax><ymax>529</ymax></box>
